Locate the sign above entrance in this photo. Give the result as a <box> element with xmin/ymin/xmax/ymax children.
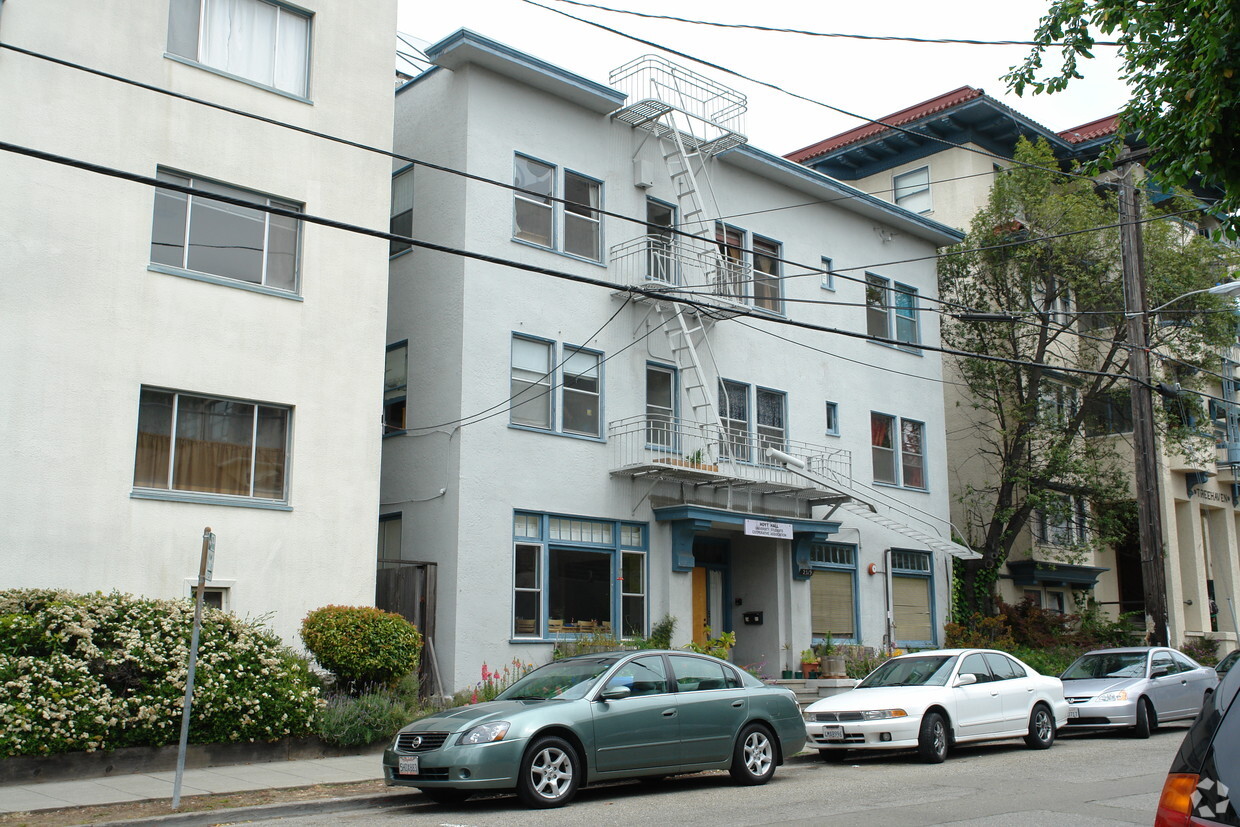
<box><xmin>744</xmin><ymin>519</ymin><xmax>793</xmax><ymax>539</ymax></box>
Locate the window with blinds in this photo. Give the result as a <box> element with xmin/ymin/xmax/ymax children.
<box><xmin>811</xmin><ymin>569</ymin><xmax>854</xmax><ymax>638</ymax></box>
<box><xmin>893</xmin><ymin>575</ymin><xmax>932</xmax><ymax>644</ymax></box>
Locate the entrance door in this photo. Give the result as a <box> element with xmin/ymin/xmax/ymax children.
<box><xmin>691</xmin><ymin>537</ymin><xmax>731</xmax><ymax>647</ymax></box>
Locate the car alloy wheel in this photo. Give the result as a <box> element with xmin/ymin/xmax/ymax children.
<box><xmin>1024</xmin><ymin>703</ymin><xmax>1055</xmax><ymax>749</ymax></box>
<box><xmin>517</xmin><ymin>736</ymin><xmax>579</xmax><ymax>808</ymax></box>
<box><xmin>917</xmin><ymin>712</ymin><xmax>948</xmax><ymax>763</ymax></box>
<box><xmin>729</xmin><ymin>723</ymin><xmax>776</xmax><ymax>785</ymax></box>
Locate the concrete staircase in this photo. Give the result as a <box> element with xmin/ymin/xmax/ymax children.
<box><xmin>770</xmin><ymin>678</ymin><xmax>858</xmax><ymax>713</ymax></box>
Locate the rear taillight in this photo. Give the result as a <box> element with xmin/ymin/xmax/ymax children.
<box><xmin>1154</xmin><ymin>773</ymin><xmax>1199</xmax><ymax>827</ymax></box>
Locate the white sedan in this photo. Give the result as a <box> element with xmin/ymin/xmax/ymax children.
<box><xmin>803</xmin><ymin>648</ymin><xmax>1069</xmax><ymax>763</ymax></box>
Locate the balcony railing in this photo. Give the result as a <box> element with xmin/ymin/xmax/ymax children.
<box><xmin>610</xmin><ymin>235</ymin><xmax>750</xmax><ymax>303</ymax></box>
<box><xmin>609</xmin><ymin>415</ymin><xmax>853</xmax><ymax>499</ymax></box>
<box><xmin>609</xmin><ymin>55</ymin><xmax>746</xmax><ymax>155</ymax></box>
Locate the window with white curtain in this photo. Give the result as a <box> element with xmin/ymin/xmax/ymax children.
<box><xmin>167</xmin><ymin>0</ymin><xmax>311</xmax><ymax>97</ymax></box>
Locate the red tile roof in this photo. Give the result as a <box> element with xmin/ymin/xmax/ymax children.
<box><xmin>785</xmin><ymin>86</ymin><xmax>984</xmax><ymax>163</ymax></box>
<box><xmin>1057</xmin><ymin>114</ymin><xmax>1120</xmax><ymax>144</ymax></box>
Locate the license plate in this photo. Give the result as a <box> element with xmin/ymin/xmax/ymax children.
<box><xmin>1068</xmin><ymin>707</ymin><xmax>1079</xmax><ymax>719</ymax></box>
<box><xmin>399</xmin><ymin>755</ymin><xmax>420</xmax><ymax>775</ymax></box>
<box><xmin>822</xmin><ymin>725</ymin><xmax>844</xmax><ymax>741</ymax></box>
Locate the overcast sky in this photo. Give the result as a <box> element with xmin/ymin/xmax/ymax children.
<box><xmin>395</xmin><ymin>0</ymin><xmax>1129</xmax><ymax>158</ymax></box>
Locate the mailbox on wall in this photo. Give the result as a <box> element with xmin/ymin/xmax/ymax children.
<box><xmin>742</xmin><ymin>611</ymin><xmax>763</xmax><ymax>625</ymax></box>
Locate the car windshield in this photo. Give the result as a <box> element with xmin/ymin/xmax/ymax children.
<box><xmin>858</xmin><ymin>655</ymin><xmax>957</xmax><ymax>688</ymax></box>
<box><xmin>495</xmin><ymin>657</ymin><xmax>617</xmax><ymax>701</ymax></box>
<box><xmin>1062</xmin><ymin>652</ymin><xmax>1147</xmax><ymax>680</ymax></box>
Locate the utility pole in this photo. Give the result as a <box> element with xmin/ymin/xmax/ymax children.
<box><xmin>1118</xmin><ymin>152</ymin><xmax>1169</xmax><ymax>647</ymax></box>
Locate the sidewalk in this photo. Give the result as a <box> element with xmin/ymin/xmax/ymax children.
<box><xmin>0</xmin><ymin>752</ymin><xmax>385</xmax><ymax>816</ymax></box>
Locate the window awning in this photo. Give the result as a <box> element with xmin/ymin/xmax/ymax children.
<box><xmin>1006</xmin><ymin>559</ymin><xmax>1109</xmax><ymax>589</ymax></box>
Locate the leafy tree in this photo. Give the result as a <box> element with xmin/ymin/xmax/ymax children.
<box><xmin>940</xmin><ymin>138</ymin><xmax>1238</xmax><ymax>617</ymax></box>
<box><xmin>1004</xmin><ymin>0</ymin><xmax>1240</xmax><ymax>235</ymax></box>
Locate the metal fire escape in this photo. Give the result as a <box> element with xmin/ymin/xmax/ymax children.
<box><xmin>609</xmin><ymin>56</ymin><xmax>749</xmax><ymax>459</ymax></box>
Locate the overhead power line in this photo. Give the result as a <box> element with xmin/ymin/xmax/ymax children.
<box><xmin>539</xmin><ymin>0</ymin><xmax>1123</xmax><ymax>47</ymax></box>
<box><xmin>0</xmin><ymin>138</ymin><xmax>1148</xmax><ymax>388</ymax></box>
<box><xmin>0</xmin><ymin>40</ymin><xmax>1214</xmax><ymax>325</ymax></box>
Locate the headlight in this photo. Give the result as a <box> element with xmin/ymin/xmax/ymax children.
<box><xmin>458</xmin><ymin>721</ymin><xmax>510</xmax><ymax>745</ymax></box>
<box><xmin>861</xmin><ymin>709</ymin><xmax>908</xmax><ymax>720</ymax></box>
<box><xmin>1094</xmin><ymin>690</ymin><xmax>1129</xmax><ymax>703</ymax></box>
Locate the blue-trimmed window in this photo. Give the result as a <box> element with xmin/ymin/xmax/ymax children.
<box><xmin>389</xmin><ymin>166</ymin><xmax>414</xmax><ymax>256</ymax></box>
<box><xmin>512</xmin><ymin>154</ymin><xmax>602</xmax><ymax>261</ymax></box>
<box><xmin>384</xmin><ymin>341</ymin><xmax>407</xmax><ymax>434</ymax></box>
<box><xmin>825</xmin><ymin>401</ymin><xmax>839</xmax><ymax>436</ymax></box>
<box><xmin>132</xmin><ymin>386</ymin><xmax>290</xmax><ymax>503</ymax></box>
<box><xmin>865</xmin><ymin>273</ymin><xmax>920</xmax><ymax>347</ymax></box>
<box><xmin>150</xmin><ymin>168</ymin><xmax>302</xmax><ymax>294</ymax></box>
<box><xmin>718</xmin><ymin>380</ymin><xmax>787</xmax><ymax>463</ymax></box>
<box><xmin>167</xmin><ymin>0</ymin><xmax>312</xmax><ymax>98</ymax></box>
<box><xmin>820</xmin><ymin>256</ymin><xmax>835</xmax><ymax>291</ymax></box>
<box><xmin>810</xmin><ymin>543</ymin><xmax>857</xmax><ymax>642</ymax></box>
<box><xmin>870</xmin><ymin>412</ymin><xmax>926</xmax><ymax>489</ymax></box>
<box><xmin>510</xmin><ymin>334</ymin><xmax>603</xmax><ymax>438</ymax></box>
<box><xmin>646</xmin><ymin>363</ymin><xmax>677</xmax><ymax>449</ymax></box>
<box><xmin>752</xmin><ymin>235</ymin><xmax>783</xmax><ymax>314</ymax></box>
<box><xmin>892</xmin><ymin>549</ymin><xmax>934</xmax><ymax>647</ymax></box>
<box><xmin>512</xmin><ymin>512</ymin><xmax>648</xmax><ymax>639</ymax></box>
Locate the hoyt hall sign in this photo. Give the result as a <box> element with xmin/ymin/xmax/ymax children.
<box><xmin>744</xmin><ymin>519</ymin><xmax>794</xmax><ymax>539</ymax></box>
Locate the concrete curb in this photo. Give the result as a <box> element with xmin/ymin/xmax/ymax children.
<box><xmin>93</xmin><ymin>791</ymin><xmax>424</xmax><ymax>826</ymax></box>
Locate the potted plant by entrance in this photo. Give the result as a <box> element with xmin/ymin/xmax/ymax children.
<box><xmin>815</xmin><ymin>636</ymin><xmax>847</xmax><ymax>678</ymax></box>
<box><xmin>800</xmin><ymin>648</ymin><xmax>818</xmax><ymax>679</ymax></box>
<box><xmin>781</xmin><ymin>642</ymin><xmax>794</xmax><ymax>679</ymax></box>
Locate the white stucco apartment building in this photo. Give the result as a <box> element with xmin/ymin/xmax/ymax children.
<box><xmin>381</xmin><ymin>31</ymin><xmax>971</xmax><ymax>690</ymax></box>
<box><xmin>0</xmin><ymin>0</ymin><xmax>396</xmax><ymax>646</ymax></box>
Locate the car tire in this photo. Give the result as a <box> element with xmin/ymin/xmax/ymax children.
<box><xmin>1133</xmin><ymin>698</ymin><xmax>1154</xmax><ymax>739</ymax></box>
<box><xmin>917</xmin><ymin>712</ymin><xmax>949</xmax><ymax>763</ymax></box>
<box><xmin>516</xmin><ymin>735</ymin><xmax>580</xmax><ymax>809</ymax></box>
<box><xmin>1023</xmin><ymin>703</ymin><xmax>1055</xmax><ymax>750</ymax></box>
<box><xmin>729</xmin><ymin>723</ymin><xmax>777</xmax><ymax>785</ymax></box>
<box><xmin>419</xmin><ymin>788</ymin><xmax>471</xmax><ymax>805</ymax></box>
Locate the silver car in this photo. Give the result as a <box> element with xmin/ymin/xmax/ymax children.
<box><xmin>1059</xmin><ymin>646</ymin><xmax>1217</xmax><ymax>738</ymax></box>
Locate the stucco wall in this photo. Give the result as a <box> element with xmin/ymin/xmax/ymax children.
<box><xmin>0</xmin><ymin>0</ymin><xmax>396</xmax><ymax>647</ymax></box>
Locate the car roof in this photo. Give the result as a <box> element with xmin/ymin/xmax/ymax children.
<box><xmin>1078</xmin><ymin>647</ymin><xmax>1163</xmax><ymax>655</ymax></box>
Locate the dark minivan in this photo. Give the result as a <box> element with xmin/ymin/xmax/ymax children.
<box><xmin>1156</xmin><ymin>660</ymin><xmax>1240</xmax><ymax>825</ymax></box>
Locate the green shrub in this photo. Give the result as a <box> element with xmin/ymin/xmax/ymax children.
<box><xmin>314</xmin><ymin>691</ymin><xmax>414</xmax><ymax>747</ymax></box>
<box><xmin>1181</xmin><ymin>636</ymin><xmax>1220</xmax><ymax>666</ymax></box>
<box><xmin>0</xmin><ymin>589</ymin><xmax>322</xmax><ymax>758</ymax></box>
<box><xmin>1009</xmin><ymin>645</ymin><xmax>1078</xmax><ymax>676</ymax></box>
<box><xmin>300</xmin><ymin>606</ymin><xmax>422</xmax><ymax>690</ymax></box>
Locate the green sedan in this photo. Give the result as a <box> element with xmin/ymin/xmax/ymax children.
<box><xmin>382</xmin><ymin>649</ymin><xmax>806</xmax><ymax>808</ymax></box>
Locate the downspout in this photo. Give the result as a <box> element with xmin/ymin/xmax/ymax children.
<box><xmin>884</xmin><ymin>547</ymin><xmax>894</xmax><ymax>652</ymax></box>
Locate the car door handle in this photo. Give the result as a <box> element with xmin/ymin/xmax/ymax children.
<box><xmin>662</xmin><ymin>709</ymin><xmax>677</xmax><ymax>717</ymax></box>
<box><xmin>732</xmin><ymin>700</ymin><xmax>744</xmax><ymax>708</ymax></box>
<box><xmin>990</xmin><ymin>691</ymin><xmax>999</xmax><ymax>697</ymax></box>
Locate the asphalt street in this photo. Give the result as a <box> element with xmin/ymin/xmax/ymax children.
<box><xmin>236</xmin><ymin>724</ymin><xmax>1185</xmax><ymax>826</ymax></box>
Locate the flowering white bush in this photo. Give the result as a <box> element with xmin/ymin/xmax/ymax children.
<box><xmin>0</xmin><ymin>589</ymin><xmax>323</xmax><ymax>757</ymax></box>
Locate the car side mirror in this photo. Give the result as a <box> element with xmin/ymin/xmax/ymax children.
<box><xmin>954</xmin><ymin>673</ymin><xmax>978</xmax><ymax>687</ymax></box>
<box><xmin>1151</xmin><ymin>666</ymin><xmax>1171</xmax><ymax>679</ymax></box>
<box><xmin>600</xmin><ymin>685</ymin><xmax>632</xmax><ymax>701</ymax></box>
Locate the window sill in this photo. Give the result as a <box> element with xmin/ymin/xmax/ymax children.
<box><xmin>164</xmin><ymin>54</ymin><xmax>313</xmax><ymax>104</ymax></box>
<box><xmin>148</xmin><ymin>264</ymin><xmax>304</xmax><ymax>301</ymax></box>
<box><xmin>868</xmin><ymin>339</ymin><xmax>924</xmax><ymax>356</ymax></box>
<box><xmin>510</xmin><ymin>237</ymin><xmax>606</xmax><ymax>268</ymax></box>
<box><xmin>131</xmin><ymin>489</ymin><xmax>292</xmax><ymax>511</ymax></box>
<box><xmin>508</xmin><ymin>423</ymin><xmax>605</xmax><ymax>443</ymax></box>
<box><xmin>824</xmin><ymin>431</ymin><xmax>840</xmax><ymax>438</ymax></box>
<box><xmin>871</xmin><ymin>481</ymin><xmax>930</xmax><ymax>494</ymax></box>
